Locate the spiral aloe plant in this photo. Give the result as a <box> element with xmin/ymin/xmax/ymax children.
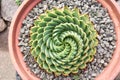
<box><xmin>29</xmin><ymin>6</ymin><xmax>98</xmax><ymax>76</ymax></box>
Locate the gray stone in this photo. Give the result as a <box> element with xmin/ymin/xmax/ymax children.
<box><xmin>53</xmin><ymin>78</ymin><xmax>59</xmax><ymax>80</ymax></box>
<box><xmin>108</xmin><ymin>37</ymin><xmax>113</xmax><ymax>41</ymax></box>
<box><xmin>20</xmin><ymin>47</ymin><xmax>24</xmax><ymax>52</ymax></box>
<box><xmin>34</xmin><ymin>68</ymin><xmax>40</xmax><ymax>74</ymax></box>
<box><xmin>40</xmin><ymin>72</ymin><xmax>45</xmax><ymax>79</ymax></box>
<box><xmin>104</xmin><ymin>62</ymin><xmax>108</xmax><ymax>66</ymax></box>
<box><xmin>18</xmin><ymin>41</ymin><xmax>24</xmax><ymax>46</ymax></box>
<box><xmin>48</xmin><ymin>74</ymin><xmax>54</xmax><ymax>80</ymax></box>
<box><xmin>64</xmin><ymin>77</ymin><xmax>72</xmax><ymax>80</ymax></box>
<box><xmin>24</xmin><ymin>38</ymin><xmax>29</xmax><ymax>43</ymax></box>
<box><xmin>21</xmin><ymin>34</ymin><xmax>26</xmax><ymax>39</ymax></box>
<box><xmin>24</xmin><ymin>43</ymin><xmax>28</xmax><ymax>47</ymax></box>
<box><xmin>92</xmin><ymin>73</ymin><xmax>97</xmax><ymax>77</ymax></box>
<box><xmin>104</xmin><ymin>41</ymin><xmax>109</xmax><ymax>47</ymax></box>
<box><xmin>0</xmin><ymin>18</ymin><xmax>7</xmax><ymax>32</ymax></box>
<box><xmin>100</xmin><ymin>60</ymin><xmax>104</xmax><ymax>64</ymax></box>
<box><xmin>90</xmin><ymin>18</ymin><xmax>96</xmax><ymax>23</ymax></box>
<box><xmin>1</xmin><ymin>0</ymin><xmax>18</xmax><ymax>21</ymax></box>
<box><xmin>33</xmin><ymin>64</ymin><xmax>37</xmax><ymax>68</ymax></box>
<box><xmin>18</xmin><ymin>37</ymin><xmax>22</xmax><ymax>41</ymax></box>
<box><xmin>100</xmin><ymin>29</ymin><xmax>104</xmax><ymax>34</ymax></box>
<box><xmin>43</xmin><ymin>5</ymin><xmax>47</xmax><ymax>10</ymax></box>
<box><xmin>97</xmin><ymin>12</ymin><xmax>103</xmax><ymax>17</ymax></box>
<box><xmin>23</xmin><ymin>55</ymin><xmax>27</xmax><ymax>62</ymax></box>
<box><xmin>111</xmin><ymin>41</ymin><xmax>115</xmax><ymax>46</ymax></box>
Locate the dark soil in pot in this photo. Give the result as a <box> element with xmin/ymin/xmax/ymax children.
<box><xmin>18</xmin><ymin>0</ymin><xmax>116</xmax><ymax>80</ymax></box>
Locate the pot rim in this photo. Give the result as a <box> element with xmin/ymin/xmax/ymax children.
<box><xmin>96</xmin><ymin>0</ymin><xmax>120</xmax><ymax>79</ymax></box>
<box><xmin>8</xmin><ymin>0</ymin><xmax>120</xmax><ymax>80</ymax></box>
<box><xmin>8</xmin><ymin>0</ymin><xmax>41</xmax><ymax>80</ymax></box>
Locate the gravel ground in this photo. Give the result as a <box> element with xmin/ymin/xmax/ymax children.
<box><xmin>18</xmin><ymin>0</ymin><xmax>116</xmax><ymax>80</ymax></box>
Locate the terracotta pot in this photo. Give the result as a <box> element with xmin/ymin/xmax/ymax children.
<box><xmin>8</xmin><ymin>0</ymin><xmax>120</xmax><ymax>80</ymax></box>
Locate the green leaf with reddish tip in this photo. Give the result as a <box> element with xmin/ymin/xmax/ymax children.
<box><xmin>35</xmin><ymin>46</ymin><xmax>41</xmax><ymax>56</ymax></box>
<box><xmin>39</xmin><ymin>14</ymin><xmax>46</xmax><ymax>20</ymax></box>
<box><xmin>45</xmin><ymin>48</ymin><xmax>50</xmax><ymax>57</ymax></box>
<box><xmin>46</xmin><ymin>58</ymin><xmax>52</xmax><ymax>65</ymax></box>
<box><xmin>72</xmin><ymin>7</ymin><xmax>80</xmax><ymax>18</ymax></box>
<box><xmin>64</xmin><ymin>69</ymin><xmax>71</xmax><ymax>76</ymax></box>
<box><xmin>66</xmin><ymin>16</ymin><xmax>74</xmax><ymax>23</ymax></box>
<box><xmin>31</xmin><ymin>33</ymin><xmax>37</xmax><ymax>40</ymax></box>
<box><xmin>89</xmin><ymin>55</ymin><xmax>94</xmax><ymax>62</ymax></box>
<box><xmin>31</xmin><ymin>26</ymin><xmax>38</xmax><ymax>32</ymax></box>
<box><xmin>44</xmin><ymin>17</ymin><xmax>52</xmax><ymax>22</ymax></box>
<box><xmin>79</xmin><ymin>63</ymin><xmax>86</xmax><ymax>69</ymax></box>
<box><xmin>53</xmin><ymin>19</ymin><xmax>62</xmax><ymax>24</ymax></box>
<box><xmin>43</xmin><ymin>62</ymin><xmax>49</xmax><ymax>70</ymax></box>
<box><xmin>52</xmin><ymin>60</ymin><xmax>59</xmax><ymax>66</ymax></box>
<box><xmin>48</xmin><ymin>22</ymin><xmax>58</xmax><ymax>26</ymax></box>
<box><xmin>47</xmin><ymin>69</ymin><xmax>52</xmax><ymax>74</ymax></box>
<box><xmin>48</xmin><ymin>12</ymin><xmax>57</xmax><ymax>18</ymax></box>
<box><xmin>54</xmin><ymin>9</ymin><xmax>64</xmax><ymax>16</ymax></box>
<box><xmin>41</xmin><ymin>43</ymin><xmax>46</xmax><ymax>52</ymax></box>
<box><xmin>39</xmin><ymin>22</ymin><xmax>46</xmax><ymax>27</ymax></box>
<box><xmin>72</xmin><ymin>69</ymin><xmax>78</xmax><ymax>74</ymax></box>
<box><xmin>73</xmin><ymin>17</ymin><xmax>80</xmax><ymax>25</ymax></box>
<box><xmin>37</xmin><ymin>27</ymin><xmax>44</xmax><ymax>33</ymax></box>
<box><xmin>38</xmin><ymin>39</ymin><xmax>43</xmax><ymax>46</ymax></box>
<box><xmin>49</xmin><ymin>65</ymin><xmax>57</xmax><ymax>72</ymax></box>
<box><xmin>32</xmin><ymin>40</ymin><xmax>38</xmax><ymax>48</ymax></box>
<box><xmin>31</xmin><ymin>49</ymin><xmax>37</xmax><ymax>58</ymax></box>
<box><xmin>55</xmin><ymin>72</ymin><xmax>61</xmax><ymax>76</ymax></box>
<box><xmin>58</xmin><ymin>16</ymin><xmax>67</xmax><ymax>22</ymax></box>
<box><xmin>63</xmin><ymin>6</ymin><xmax>72</xmax><ymax>16</ymax></box>
<box><xmin>37</xmin><ymin>57</ymin><xmax>42</xmax><ymax>64</ymax></box>
<box><xmin>37</xmin><ymin>33</ymin><xmax>43</xmax><ymax>39</ymax></box>
<box><xmin>40</xmin><ymin>52</ymin><xmax>46</xmax><ymax>61</ymax></box>
<box><xmin>56</xmin><ymin>66</ymin><xmax>64</xmax><ymax>72</ymax></box>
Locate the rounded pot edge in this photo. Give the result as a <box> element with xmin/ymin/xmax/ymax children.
<box><xmin>96</xmin><ymin>0</ymin><xmax>120</xmax><ymax>80</ymax></box>
<box><xmin>9</xmin><ymin>0</ymin><xmax>41</xmax><ymax>80</ymax></box>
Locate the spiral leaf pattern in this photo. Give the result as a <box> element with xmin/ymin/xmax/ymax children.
<box><xmin>29</xmin><ymin>6</ymin><xmax>98</xmax><ymax>76</ymax></box>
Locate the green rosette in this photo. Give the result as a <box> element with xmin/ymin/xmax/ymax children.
<box><xmin>29</xmin><ymin>6</ymin><xmax>98</xmax><ymax>76</ymax></box>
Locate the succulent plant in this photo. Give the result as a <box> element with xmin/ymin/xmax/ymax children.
<box><xmin>15</xmin><ymin>0</ymin><xmax>21</xmax><ymax>6</ymax></box>
<box><xmin>29</xmin><ymin>6</ymin><xmax>98</xmax><ymax>76</ymax></box>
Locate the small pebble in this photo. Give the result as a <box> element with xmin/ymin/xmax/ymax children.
<box><xmin>40</xmin><ymin>72</ymin><xmax>45</xmax><ymax>79</ymax></box>
<box><xmin>34</xmin><ymin>68</ymin><xmax>40</xmax><ymax>74</ymax></box>
<box><xmin>100</xmin><ymin>60</ymin><xmax>104</xmax><ymax>64</ymax></box>
<box><xmin>20</xmin><ymin>28</ymin><xmax>25</xmax><ymax>33</ymax></box>
<box><xmin>92</xmin><ymin>73</ymin><xmax>97</xmax><ymax>77</ymax></box>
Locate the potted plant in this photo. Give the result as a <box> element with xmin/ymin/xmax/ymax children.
<box><xmin>9</xmin><ymin>0</ymin><xmax>120</xmax><ymax>80</ymax></box>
